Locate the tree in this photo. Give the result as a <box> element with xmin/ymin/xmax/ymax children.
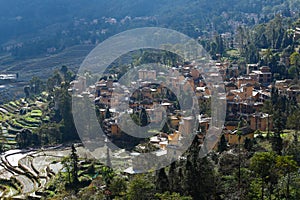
<box><xmin>288</xmin><ymin>65</ymin><xmax>299</xmax><ymax>79</ymax></box>
<box><xmin>101</xmin><ymin>166</ymin><xmax>114</xmax><ymax>186</ymax></box>
<box><xmin>47</xmin><ymin>71</ymin><xmax>62</xmax><ymax>92</ymax></box>
<box><xmin>168</xmin><ymin>162</ymin><xmax>181</xmax><ymax>193</ymax></box>
<box><xmin>29</xmin><ymin>76</ymin><xmax>45</xmax><ymax>94</ymax></box>
<box><xmin>55</xmin><ymin>83</ymin><xmax>79</xmax><ymax>142</ymax></box>
<box><xmin>175</xmin><ymin>137</ymin><xmax>218</xmax><ymax>199</ymax></box>
<box><xmin>127</xmin><ymin>174</ymin><xmax>155</xmax><ymax>200</ymax></box>
<box><xmin>245</xmin><ymin>43</ymin><xmax>259</xmax><ymax>63</ymax></box>
<box><xmin>24</xmin><ymin>85</ymin><xmax>30</xmax><ymax>99</ymax></box>
<box><xmin>161</xmin><ymin>122</ymin><xmax>171</xmax><ymax>134</ymax></box>
<box><xmin>290</xmin><ymin>52</ymin><xmax>300</xmax><ymax>80</ymax></box>
<box><xmin>272</xmin><ymin>110</ymin><xmax>284</xmax><ymax>155</ymax></box>
<box><xmin>261</xmin><ymin>49</ymin><xmax>273</xmax><ymax>66</ymax></box>
<box><xmin>61</xmin><ymin>145</ymin><xmax>79</xmax><ymax>186</ymax></box>
<box><xmin>236</xmin><ymin>120</ymin><xmax>244</xmax><ymax>189</ymax></box>
<box><xmin>70</xmin><ymin>144</ymin><xmax>79</xmax><ymax>184</ymax></box>
<box><xmin>155</xmin><ymin>168</ymin><xmax>169</xmax><ymax>193</ymax></box>
<box><xmin>140</xmin><ymin>108</ymin><xmax>150</xmax><ymax>127</ymax></box>
<box><xmin>215</xmin><ymin>34</ymin><xmax>225</xmax><ymax>55</ymax></box>
<box><xmin>287</xmin><ymin>108</ymin><xmax>300</xmax><ymax>143</ymax></box>
<box><xmin>62</xmin><ymin>156</ymin><xmax>72</xmax><ymax>184</ymax></box>
<box><xmin>16</xmin><ymin>129</ymin><xmax>34</xmax><ymax>148</ymax></box>
<box><xmin>218</xmin><ymin>134</ymin><xmax>227</xmax><ymax>153</ymax></box>
<box><xmin>250</xmin><ymin>152</ymin><xmax>278</xmax><ymax>200</ymax></box>
<box><xmin>105</xmin><ymin>108</ymin><xmax>111</xmax><ymax>119</ymax></box>
<box><xmin>60</xmin><ymin>65</ymin><xmax>68</xmax><ymax>76</ymax></box>
<box><xmin>109</xmin><ymin>176</ymin><xmax>127</xmax><ymax>197</ymax></box>
<box><xmin>38</xmin><ymin>124</ymin><xmax>62</xmax><ymax>145</ymax></box>
<box><xmin>276</xmin><ymin>155</ymin><xmax>298</xmax><ymax>199</ymax></box>
<box><xmin>262</xmin><ymin>99</ymin><xmax>274</xmax><ymax>134</ymax></box>
<box><xmin>244</xmin><ymin>138</ymin><xmax>253</xmax><ymax>151</ymax></box>
<box><xmin>281</xmin><ymin>31</ymin><xmax>293</xmax><ymax>49</ymax></box>
<box><xmin>106</xmin><ymin>146</ymin><xmax>112</xmax><ymax>168</ymax></box>
<box><xmin>272</xmin><ymin>135</ymin><xmax>283</xmax><ymax>155</ymax></box>
<box><xmin>236</xmin><ymin>26</ymin><xmax>247</xmax><ymax>54</ymax></box>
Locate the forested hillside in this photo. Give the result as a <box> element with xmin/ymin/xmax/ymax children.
<box><xmin>2</xmin><ymin>0</ymin><xmax>300</xmax><ymax>59</ymax></box>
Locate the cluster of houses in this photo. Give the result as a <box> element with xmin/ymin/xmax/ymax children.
<box><xmin>70</xmin><ymin>58</ymin><xmax>300</xmax><ymax>153</ymax></box>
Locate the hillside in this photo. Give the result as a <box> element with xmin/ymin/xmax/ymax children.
<box><xmin>1</xmin><ymin>0</ymin><xmax>300</xmax><ymax>59</ymax></box>
<box><xmin>1</xmin><ymin>1</ymin><xmax>300</xmax><ymax>198</ymax></box>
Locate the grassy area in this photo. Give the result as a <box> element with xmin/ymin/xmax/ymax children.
<box><xmin>255</xmin><ymin>129</ymin><xmax>297</xmax><ymax>136</ymax></box>
<box><xmin>281</xmin><ymin>129</ymin><xmax>299</xmax><ymax>141</ymax></box>
<box><xmin>226</xmin><ymin>49</ymin><xmax>240</xmax><ymax>59</ymax></box>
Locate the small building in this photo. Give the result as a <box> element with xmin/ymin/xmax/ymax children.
<box><xmin>225</xmin><ymin>82</ymin><xmax>238</xmax><ymax>92</ymax></box>
<box><xmin>287</xmin><ymin>85</ymin><xmax>300</xmax><ymax>98</ymax></box>
<box><xmin>251</xmin><ymin>66</ymin><xmax>272</xmax><ymax>85</ymax></box>
<box><xmin>239</xmin><ymin>83</ymin><xmax>254</xmax><ymax>100</ymax></box>
<box><xmin>178</xmin><ymin>116</ymin><xmax>195</xmax><ymax>135</ymax></box>
<box><xmin>146</xmin><ymin>108</ymin><xmax>163</xmax><ymax>123</ymax></box>
<box><xmin>237</xmin><ymin>77</ymin><xmax>256</xmax><ymax>88</ymax></box>
<box><xmin>275</xmin><ymin>79</ymin><xmax>292</xmax><ymax>92</ymax></box>
<box><xmin>168</xmin><ymin>131</ymin><xmax>181</xmax><ymax>145</ymax></box>
<box><xmin>190</xmin><ymin>68</ymin><xmax>200</xmax><ymax>79</ymax></box>
<box><xmin>138</xmin><ymin>69</ymin><xmax>156</xmax><ymax>80</ymax></box>
<box><xmin>70</xmin><ymin>76</ymin><xmax>87</xmax><ymax>94</ymax></box>
<box><xmin>199</xmin><ymin>117</ymin><xmax>210</xmax><ymax>133</ymax></box>
<box><xmin>246</xmin><ymin>63</ymin><xmax>259</xmax><ymax>75</ymax></box>
<box><xmin>225</xmin><ymin>121</ymin><xmax>239</xmax><ymax>131</ymax></box>
<box><xmin>294</xmin><ymin>27</ymin><xmax>300</xmax><ymax>41</ymax></box>
<box><xmin>111</xmin><ymin>123</ymin><xmax>121</xmax><ymax>136</ymax></box>
<box><xmin>226</xmin><ymin>127</ymin><xmax>254</xmax><ymax>145</ymax></box>
<box><xmin>170</xmin><ymin>116</ymin><xmax>180</xmax><ymax>129</ymax></box>
<box><xmin>250</xmin><ymin>112</ymin><xmax>273</xmax><ymax>131</ymax></box>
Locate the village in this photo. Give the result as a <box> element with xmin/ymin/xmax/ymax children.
<box><xmin>69</xmin><ymin>56</ymin><xmax>299</xmax><ymax>154</ymax></box>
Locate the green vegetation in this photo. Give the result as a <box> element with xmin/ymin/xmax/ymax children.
<box><xmin>1</xmin><ymin>0</ymin><xmax>300</xmax><ymax>60</ymax></box>
<box><xmin>0</xmin><ymin>66</ymin><xmax>79</xmax><ymax>151</ymax></box>
<box><xmin>2</xmin><ymin>1</ymin><xmax>300</xmax><ymax>199</ymax></box>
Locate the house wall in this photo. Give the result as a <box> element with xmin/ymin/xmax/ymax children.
<box><xmin>250</xmin><ymin>115</ymin><xmax>273</xmax><ymax>131</ymax></box>
<box><xmin>111</xmin><ymin>124</ymin><xmax>121</xmax><ymax>136</ymax></box>
<box><xmin>227</xmin><ymin>133</ymin><xmax>254</xmax><ymax>145</ymax></box>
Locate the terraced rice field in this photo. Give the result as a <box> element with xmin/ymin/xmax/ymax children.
<box><xmin>0</xmin><ymin>96</ymin><xmax>49</xmax><ymax>150</ymax></box>
<box><xmin>0</xmin><ymin>45</ymin><xmax>94</xmax><ymax>81</ymax></box>
<box><xmin>0</xmin><ymin>93</ymin><xmax>134</xmax><ymax>199</ymax></box>
<box><xmin>0</xmin><ymin>145</ymin><xmax>103</xmax><ymax>199</ymax></box>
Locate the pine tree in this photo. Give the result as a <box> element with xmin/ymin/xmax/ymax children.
<box><xmin>262</xmin><ymin>100</ymin><xmax>274</xmax><ymax>138</ymax></box>
<box><xmin>140</xmin><ymin>108</ymin><xmax>149</xmax><ymax>127</ymax></box>
<box><xmin>70</xmin><ymin>144</ymin><xmax>79</xmax><ymax>184</ymax></box>
<box><xmin>244</xmin><ymin>138</ymin><xmax>253</xmax><ymax>151</ymax></box>
<box><xmin>155</xmin><ymin>168</ymin><xmax>169</xmax><ymax>193</ymax></box>
<box><xmin>218</xmin><ymin>134</ymin><xmax>227</xmax><ymax>153</ymax></box>
<box><xmin>290</xmin><ymin>52</ymin><xmax>300</xmax><ymax>80</ymax></box>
